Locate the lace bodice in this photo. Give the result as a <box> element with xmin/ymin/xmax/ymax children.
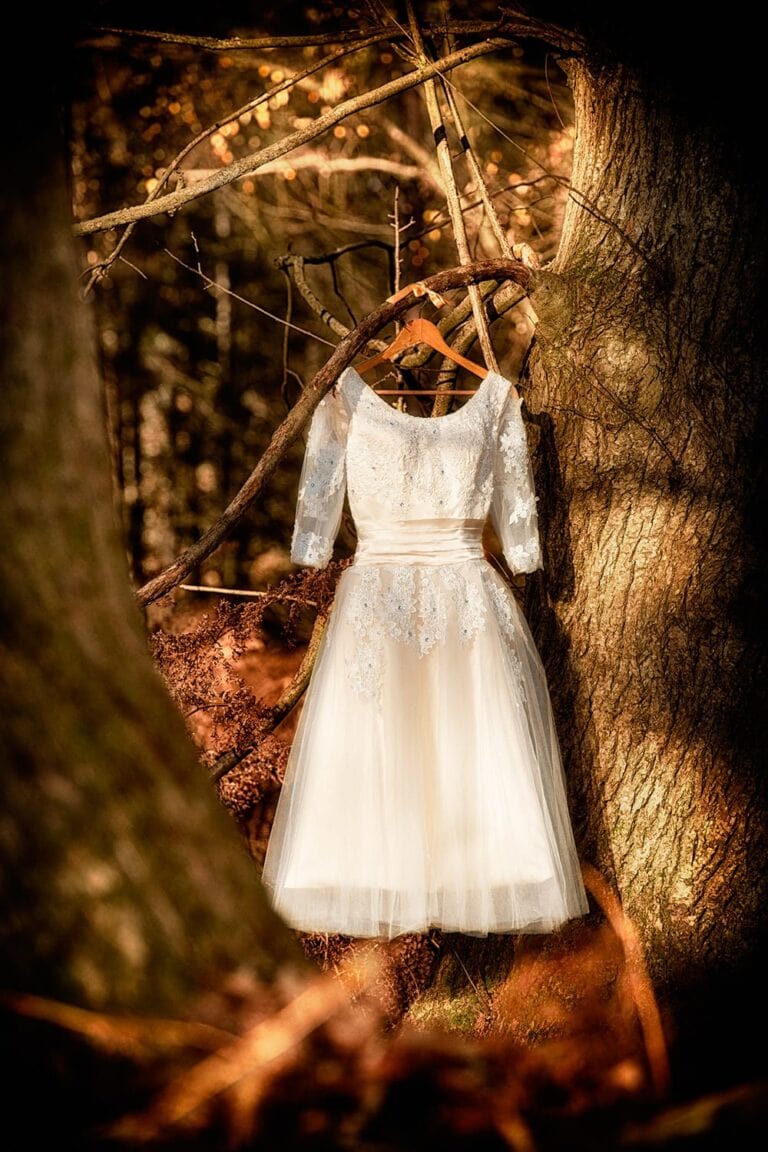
<box><xmin>290</xmin><ymin>366</ymin><xmax>542</xmax><ymax>574</ymax></box>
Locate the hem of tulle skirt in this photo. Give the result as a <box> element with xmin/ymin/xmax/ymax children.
<box><xmin>266</xmin><ymin>891</ymin><xmax>590</xmax><ymax>939</ymax></box>
<box><xmin>290</xmin><ymin>921</ymin><xmax>585</xmax><ymax>940</ymax></box>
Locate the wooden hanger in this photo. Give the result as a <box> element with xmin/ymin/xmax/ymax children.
<box><xmin>355</xmin><ymin>317</ymin><xmax>487</xmax><ymax>395</ymax></box>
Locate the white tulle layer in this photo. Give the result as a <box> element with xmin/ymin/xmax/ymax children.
<box><xmin>261</xmin><ymin>560</ymin><xmax>589</xmax><ymax>939</ymax></box>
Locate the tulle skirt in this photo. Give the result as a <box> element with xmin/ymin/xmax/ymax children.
<box><xmin>261</xmin><ymin>559</ymin><xmax>589</xmax><ymax>938</ymax></box>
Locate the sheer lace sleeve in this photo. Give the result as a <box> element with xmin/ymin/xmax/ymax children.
<box><xmin>489</xmin><ymin>385</ymin><xmax>542</xmax><ymax>574</ymax></box>
<box><xmin>290</xmin><ymin>386</ymin><xmax>349</xmax><ymax>569</ymax></box>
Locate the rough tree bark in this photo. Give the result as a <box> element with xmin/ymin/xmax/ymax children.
<box><xmin>0</xmin><ymin>29</ymin><xmax>309</xmax><ymax>1141</ymax></box>
<box><xmin>525</xmin><ymin>33</ymin><xmax>768</xmax><ymax>1088</ymax></box>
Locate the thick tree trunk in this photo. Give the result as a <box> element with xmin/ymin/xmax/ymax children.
<box><xmin>524</xmin><ymin>53</ymin><xmax>768</xmax><ymax>1086</ymax></box>
<box><xmin>0</xmin><ymin>38</ymin><xmax>308</xmax><ymax>1141</ymax></box>
<box><xmin>402</xmin><ymin>38</ymin><xmax>768</xmax><ymax>1097</ymax></box>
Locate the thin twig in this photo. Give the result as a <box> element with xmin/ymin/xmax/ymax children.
<box><xmin>439</xmin><ymin>73</ymin><xmax>654</xmax><ymax>269</ymax></box>
<box><xmin>328</xmin><ymin>255</ymin><xmax>515</xmax><ymax>355</ymax></box>
<box><xmin>89</xmin><ymin>24</ymin><xmax>395</xmax><ymax>50</ymax></box>
<box><xmin>277</xmin><ymin>252</ymin><xmax>513</xmax><ymax>373</ymax></box>
<box><xmin>330</xmin><ymin>260</ymin><xmax>358</xmax><ymax>329</ymax></box>
<box><xmin>116</xmin><ymin>255</ymin><xmax>148</xmax><ymax>279</ymax></box>
<box><xmin>179</xmin><ymin>584</ymin><xmax>313</xmax><ymax>605</ymax></box>
<box><xmin>165</xmin><ymin>249</ymin><xmax>337</xmax><ymax>348</ymax></box>
<box><xmin>187</xmin><ymin>603</ymin><xmax>329</xmax><ymax>775</ymax></box>
<box><xmin>437</xmin><ymin>61</ymin><xmax>540</xmax><ymax>326</ymax></box>
<box><xmin>176</xmin><ymin>155</ymin><xmax>424</xmax><ymax>184</ymax></box>
<box><xmin>381</xmin><ymin>118</ymin><xmax>444</xmax><ymax>193</ymax></box>
<box><xmin>280</xmin><ymin>267</ymin><xmax>292</xmax><ymax>393</ymax></box>
<box><xmin>406</xmin><ymin>176</ymin><xmax>562</xmax><ymax>244</ymax></box>
<box><xmin>449</xmin><ymin>947</ymin><xmax>494</xmax><ymax>1012</ymax></box>
<box><xmin>298</xmin><ymin>240</ymin><xmax>394</xmax><ymax>266</ymax></box>
<box><xmin>210</xmin><ymin>746</ymin><xmax>256</xmax><ymax>783</ymax></box>
<box><xmin>391</xmin><ymin>186</ymin><xmax>402</xmax><ymax>300</ymax></box>
<box><xmin>544</xmin><ymin>53</ymin><xmax>568</xmax><ymax>129</ymax></box>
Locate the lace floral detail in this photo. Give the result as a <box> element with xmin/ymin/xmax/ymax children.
<box><xmin>477</xmin><ymin>466</ymin><xmax>495</xmax><ymax>505</ymax></box>
<box><xmin>505</xmin><ymin>538</ymin><xmax>541</xmax><ymax>573</ymax></box>
<box><xmin>344</xmin><ymin>569</ymin><xmax>386</xmax><ymax>700</ymax></box>
<box><xmin>290</xmin><ymin>393</ymin><xmax>348</xmax><ymax>569</ymax></box>
<box><xmin>448</xmin><ymin>566</ymin><xmax>488</xmax><ymax>643</ymax></box>
<box><xmin>297</xmin><ymin>431</ymin><xmax>345</xmax><ymax>519</ymax></box>
<box><xmin>291</xmin><ymin>529</ymin><xmax>332</xmax><ymax>568</ymax></box>
<box><xmin>346</xmin><ymin>565</ymin><xmax>489</xmax><ymax>700</ymax></box>
<box><xmin>499</xmin><ymin>398</ymin><xmax>537</xmax><ymax>526</ymax></box>
<box><xmin>499</xmin><ymin>400</ymin><xmax>528</xmax><ymax>476</ymax></box>
<box><xmin>355</xmin><ymin>403</ymin><xmax>444</xmax><ymax>515</ymax></box>
<box><xmin>381</xmin><ymin>566</ymin><xmax>418</xmax><ymax>645</ymax></box>
<box><xmin>483</xmin><ymin>574</ymin><xmax>524</xmax><ymax>689</ymax></box>
<box><xmin>490</xmin><ymin>391</ymin><xmax>542</xmax><ymax>575</ymax></box>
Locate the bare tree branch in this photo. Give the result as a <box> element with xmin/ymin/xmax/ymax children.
<box><xmin>267</xmin><ymin>610</ymin><xmax>329</xmax><ymax>729</ymax></box>
<box><xmin>389</xmin><ymin>185</ymin><xmax>408</xmax><ymax>302</ymax></box>
<box><xmin>86</xmin><ymin>17</ymin><xmax>581</xmax><ymax>52</ymax></box>
<box><xmin>438</xmin><ymin>51</ymin><xmax>515</xmax><ymax>259</ymax></box>
<box><xmin>135</xmin><ymin>258</ymin><xmax>532</xmax><ymax>607</ymax></box>
<box><xmin>407</xmin><ymin>175</ymin><xmax>563</xmax><ymax>245</ymax></box>
<box><xmin>210</xmin><ymin>605</ymin><xmax>331</xmax><ymax>780</ymax></box>
<box><xmin>165</xmin><ymin>249</ymin><xmax>337</xmax><ymax>348</ymax></box>
<box><xmin>405</xmin><ymin>3</ymin><xmax>499</xmax><ymax>372</ymax></box>
<box><xmin>222</xmin><ymin>189</ymin><xmax>396</xmax><ymax>240</ymax></box>
<box><xmin>275</xmin><ymin>254</ymin><xmax>387</xmax><ymax>349</ymax></box>
<box><xmin>89</xmin><ymin>25</ymin><xmax>393</xmax><ymax>50</ymax></box>
<box><xmin>298</xmin><ymin>240</ymin><xmax>395</xmax><ymax>265</ymax></box>
<box><xmin>73</xmin><ymin>38</ymin><xmax>527</xmax><ymax>237</ymax></box>
<box><xmin>180</xmin><ymin>154</ymin><xmax>425</xmax><ymax>183</ymax></box>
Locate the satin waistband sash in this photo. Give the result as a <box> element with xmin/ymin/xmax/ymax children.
<box><xmin>352</xmin><ymin>517</ymin><xmax>485</xmax><ymax>566</ymax></box>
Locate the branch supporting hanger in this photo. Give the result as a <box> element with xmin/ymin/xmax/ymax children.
<box><xmin>354</xmin><ymin>317</ymin><xmax>487</xmax><ymax>395</ymax></box>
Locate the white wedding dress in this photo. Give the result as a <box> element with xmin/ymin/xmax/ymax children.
<box><xmin>261</xmin><ymin>366</ymin><xmax>589</xmax><ymax>938</ymax></box>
